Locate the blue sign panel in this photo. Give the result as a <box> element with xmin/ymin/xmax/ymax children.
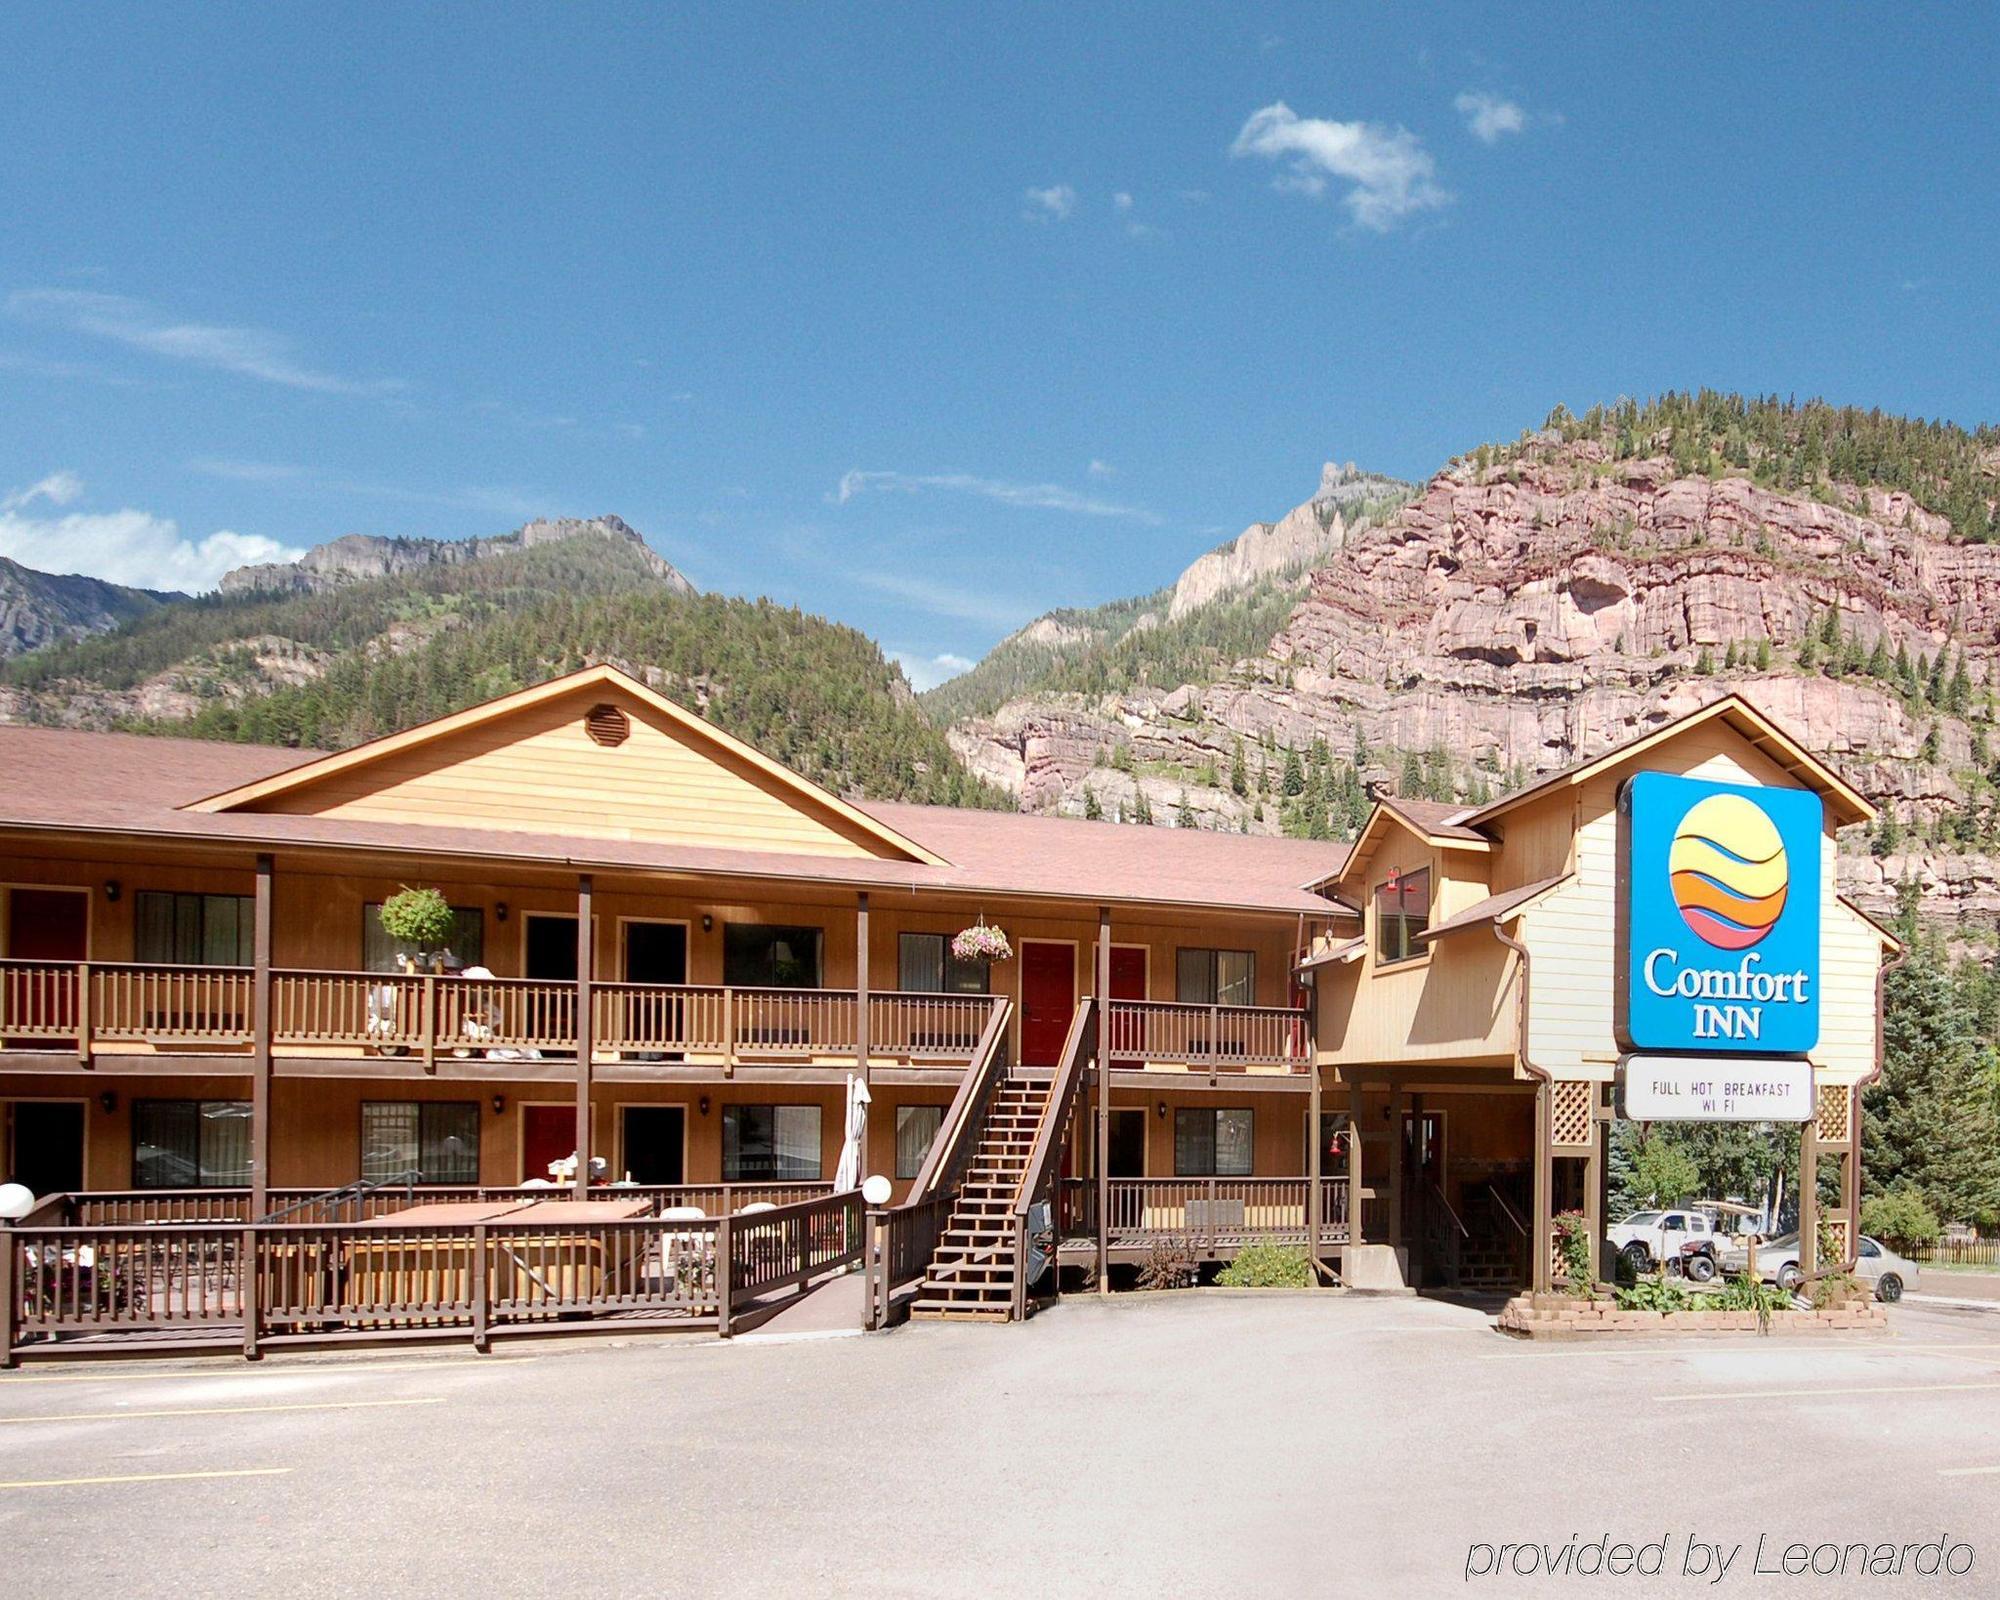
<box><xmin>1620</xmin><ymin>772</ymin><xmax>1822</xmax><ymax>1055</ymax></box>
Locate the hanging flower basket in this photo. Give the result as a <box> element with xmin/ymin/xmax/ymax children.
<box><xmin>952</xmin><ymin>920</ymin><xmax>1013</xmax><ymax>964</ymax></box>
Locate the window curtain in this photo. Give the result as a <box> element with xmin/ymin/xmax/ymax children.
<box><xmin>1174</xmin><ymin>1107</ymin><xmax>1253</xmax><ymax>1177</ymax></box>
<box><xmin>134</xmin><ymin>893</ymin><xmax>255</xmax><ymax>966</ymax></box>
<box><xmin>898</xmin><ymin>933</ymin><xmax>989</xmax><ymax>995</ymax></box>
<box><xmin>895</xmin><ymin>1104</ymin><xmax>943</xmax><ymax>1179</ymax></box>
<box><xmin>134</xmin><ymin>1099</ymin><xmax>252</xmax><ymax>1188</ymax></box>
<box><xmin>723</xmin><ymin>1105</ymin><xmax>823</xmax><ymax>1180</ymax></box>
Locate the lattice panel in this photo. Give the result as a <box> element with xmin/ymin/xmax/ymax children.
<box><xmin>1816</xmin><ymin>1082</ymin><xmax>1852</xmax><ymax>1145</ymax></box>
<box><xmin>1551</xmin><ymin>1080</ymin><xmax>1594</xmax><ymax>1148</ymax></box>
<box><xmin>1824</xmin><ymin>1217</ymin><xmax>1851</xmax><ymax>1261</ymax></box>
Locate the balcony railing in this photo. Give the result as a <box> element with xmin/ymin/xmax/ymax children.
<box><xmin>1058</xmin><ymin>1176</ymin><xmax>1350</xmax><ymax>1249</ymax></box>
<box><xmin>1102</xmin><ymin>998</ymin><xmax>1310</xmax><ymax>1071</ymax></box>
<box><xmin>1</xmin><ymin>959</ymin><xmax>1007</xmax><ymax>1070</ymax></box>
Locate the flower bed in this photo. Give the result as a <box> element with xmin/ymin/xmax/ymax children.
<box><xmin>1498</xmin><ymin>1291</ymin><xmax>1889</xmax><ymax>1339</ymax></box>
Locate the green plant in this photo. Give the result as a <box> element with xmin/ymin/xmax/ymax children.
<box><xmin>1553</xmin><ymin>1209</ymin><xmax>1594</xmax><ymax>1296</ymax></box>
<box><xmin>1135</xmin><ymin>1238</ymin><xmax>1198</xmax><ymax>1291</ymax></box>
<box><xmin>1614</xmin><ymin>1273</ymin><xmax>1696</xmax><ymax>1312</ymax></box>
<box><xmin>1808</xmin><ymin>1269</ymin><xmax>1868</xmax><ymax>1310</ymax></box>
<box><xmin>376</xmin><ymin>886</ymin><xmax>458</xmax><ymax>953</ymax></box>
<box><xmin>1215</xmin><ymin>1243</ymin><xmax>1311</xmax><ymax>1288</ymax></box>
<box><xmin>1861</xmin><ymin>1187</ymin><xmax>1942</xmax><ymax>1252</ymax></box>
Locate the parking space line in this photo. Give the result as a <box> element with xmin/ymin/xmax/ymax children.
<box><xmin>0</xmin><ymin>1397</ymin><xmax>445</xmax><ymax>1425</ymax></box>
<box><xmin>1940</xmin><ymin>1466</ymin><xmax>2000</xmax><ymax>1477</ymax></box>
<box><xmin>0</xmin><ymin>1468</ymin><xmax>293</xmax><ymax>1490</ymax></box>
<box><xmin>1669</xmin><ymin>1381</ymin><xmax>2000</xmax><ymax>1402</ymax></box>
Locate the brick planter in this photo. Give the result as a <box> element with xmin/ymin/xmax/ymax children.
<box><xmin>1498</xmin><ymin>1291</ymin><xmax>1889</xmax><ymax>1339</ymax></box>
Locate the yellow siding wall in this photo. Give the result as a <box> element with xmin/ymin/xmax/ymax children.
<box><xmin>243</xmin><ymin>683</ymin><xmax>895</xmax><ymax>858</ymax></box>
<box><xmin>1516</xmin><ymin>729</ymin><xmax>1881</xmax><ymax>1086</ymax></box>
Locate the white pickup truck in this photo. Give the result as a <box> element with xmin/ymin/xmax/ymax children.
<box><xmin>1607</xmin><ymin>1208</ymin><xmax>1714</xmax><ymax>1270</ymax></box>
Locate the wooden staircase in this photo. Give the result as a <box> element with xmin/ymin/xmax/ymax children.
<box><xmin>909</xmin><ymin>1070</ymin><xmax>1053</xmax><ymax>1320</ymax></box>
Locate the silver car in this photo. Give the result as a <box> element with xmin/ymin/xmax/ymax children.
<box><xmin>1715</xmin><ymin>1232</ymin><xmax>1918</xmax><ymax>1301</ymax></box>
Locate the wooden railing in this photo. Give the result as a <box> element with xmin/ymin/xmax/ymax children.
<box><xmin>3</xmin><ymin>959</ymin><xmax>1004</xmax><ymax>1068</ymax></box>
<box><xmin>1008</xmin><ymin>997</ymin><xmax>1097</xmax><ymax>1316</ymax></box>
<box><xmin>1058</xmin><ymin>1176</ymin><xmax>1350</xmax><ymax>1249</ymax></box>
<box><xmin>1102</xmin><ymin>999</ymin><xmax>1310</xmax><ymax>1070</ymax></box>
<box><xmin>63</xmin><ymin>1182</ymin><xmax>835</xmax><ymax>1228</ymax></box>
<box><xmin>3</xmin><ymin>1189</ymin><xmax>863</xmax><ymax>1357</ymax></box>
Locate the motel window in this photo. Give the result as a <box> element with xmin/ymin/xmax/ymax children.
<box><xmin>1174</xmin><ymin>1107</ymin><xmax>1254</xmax><ymax>1177</ymax></box>
<box><xmin>723</xmin><ymin>924</ymin><xmax>824</xmax><ymax>989</ymax></box>
<box><xmin>1176</xmin><ymin>948</ymin><xmax>1256</xmax><ymax>1008</ymax></box>
<box><xmin>363</xmin><ymin>902</ymin><xmax>485</xmax><ymax>973</ymax></box>
<box><xmin>722</xmin><ymin>1104</ymin><xmax>822</xmax><ymax>1180</ymax></box>
<box><xmin>897</xmin><ymin>932</ymin><xmax>990</xmax><ymax>995</ymax></box>
<box><xmin>132</xmin><ymin>1099</ymin><xmax>252</xmax><ymax>1189</ymax></box>
<box><xmin>1374</xmin><ymin>867</ymin><xmax>1432</xmax><ymax>965</ymax></box>
<box><xmin>134</xmin><ymin>892</ymin><xmax>254</xmax><ymax>967</ymax></box>
<box><xmin>895</xmin><ymin>1104</ymin><xmax>944</xmax><ymax>1179</ymax></box>
<box><xmin>360</xmin><ymin>1101</ymin><xmax>480</xmax><ymax>1185</ymax></box>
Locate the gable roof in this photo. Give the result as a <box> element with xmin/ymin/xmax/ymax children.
<box><xmin>1415</xmin><ymin>874</ymin><xmax>1572</xmax><ymax>942</ymax></box>
<box><xmin>1460</xmin><ymin>693</ymin><xmax>1875</xmax><ymax>831</ymax></box>
<box><xmin>1309</xmin><ymin>792</ymin><xmax>1493</xmax><ymax>894</ymax></box>
<box><xmin>186</xmin><ymin>664</ymin><xmax>948</xmax><ymax>866</ymax></box>
<box><xmin>0</xmin><ymin>723</ymin><xmax>1352</xmax><ymax>917</ymax></box>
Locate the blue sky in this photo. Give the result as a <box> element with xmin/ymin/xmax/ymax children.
<box><xmin>3</xmin><ymin>7</ymin><xmax>1996</xmax><ymax>687</ymax></box>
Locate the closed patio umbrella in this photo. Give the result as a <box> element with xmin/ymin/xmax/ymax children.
<box><xmin>833</xmin><ymin>1074</ymin><xmax>872</xmax><ymax>1191</ymax></box>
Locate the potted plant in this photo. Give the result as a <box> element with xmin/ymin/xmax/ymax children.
<box><xmin>952</xmin><ymin>918</ymin><xmax>1013</xmax><ymax>964</ymax></box>
<box><xmin>377</xmin><ymin>886</ymin><xmax>459</xmax><ymax>972</ymax></box>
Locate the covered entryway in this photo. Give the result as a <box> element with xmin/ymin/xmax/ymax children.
<box><xmin>6</xmin><ymin>1099</ymin><xmax>84</xmax><ymax>1196</ymax></box>
<box><xmin>620</xmin><ymin>1103</ymin><xmax>686</xmax><ymax>1185</ymax></box>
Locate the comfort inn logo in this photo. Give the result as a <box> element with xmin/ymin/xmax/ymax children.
<box><xmin>1620</xmin><ymin>772</ymin><xmax>1822</xmax><ymax>1055</ymax></box>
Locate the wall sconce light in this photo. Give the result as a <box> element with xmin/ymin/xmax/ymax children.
<box><xmin>701</xmin><ymin>914</ymin><xmax>713</xmax><ymax>934</ymax></box>
<box><xmin>495</xmin><ymin>902</ymin><xmax>509</xmax><ymax>923</ymax></box>
<box><xmin>698</xmin><ymin>1095</ymin><xmax>711</xmax><ymax>1117</ymax></box>
<box><xmin>103</xmin><ymin>879</ymin><xmax>121</xmax><ymax>903</ymax></box>
<box><xmin>98</xmin><ymin>1091</ymin><xmax>117</xmax><ymax>1115</ymax></box>
<box><xmin>491</xmin><ymin>1094</ymin><xmax>506</xmax><ymax>1116</ymax></box>
<box><xmin>1156</xmin><ymin>1101</ymin><xmax>1167</xmax><ymax>1120</ymax></box>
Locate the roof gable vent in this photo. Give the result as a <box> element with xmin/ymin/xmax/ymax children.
<box><xmin>585</xmin><ymin>703</ymin><xmax>631</xmax><ymax>748</ymax></box>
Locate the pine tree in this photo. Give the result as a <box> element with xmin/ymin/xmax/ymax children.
<box><xmin>1723</xmin><ymin>640</ymin><xmax>1739</xmax><ymax>670</ymax></box>
<box><xmin>1282</xmin><ymin>748</ymin><xmax>1305</xmax><ymax>797</ymax></box>
<box><xmin>1175</xmin><ymin>790</ymin><xmax>1196</xmax><ymax>829</ymax></box>
<box><xmin>1229</xmin><ymin>737</ymin><xmax>1248</xmax><ymax>797</ymax></box>
<box><xmin>1754</xmin><ymin>637</ymin><xmax>1772</xmax><ymax>671</ymax></box>
<box><xmin>1695</xmin><ymin>646</ymin><xmax>1715</xmax><ymax>676</ymax></box>
<box><xmin>1398</xmin><ymin>750</ymin><xmax>1424</xmax><ymax>797</ymax></box>
<box><xmin>1133</xmin><ymin>788</ymin><xmax>1154</xmax><ymax>825</ymax></box>
<box><xmin>1082</xmin><ymin>785</ymin><xmax>1102</xmax><ymax>821</ymax></box>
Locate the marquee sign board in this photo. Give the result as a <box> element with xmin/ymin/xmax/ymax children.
<box><xmin>1619</xmin><ymin>1054</ymin><xmax>1815</xmax><ymax>1123</ymax></box>
<box><xmin>1618</xmin><ymin>772</ymin><xmax>1823</xmax><ymax>1056</ymax></box>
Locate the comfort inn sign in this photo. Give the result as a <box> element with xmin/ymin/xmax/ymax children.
<box><xmin>1618</xmin><ymin>772</ymin><xmax>1822</xmax><ymax>1055</ymax></box>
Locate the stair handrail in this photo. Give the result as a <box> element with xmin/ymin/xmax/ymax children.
<box><xmin>904</xmin><ymin>994</ymin><xmax>1013</xmax><ymax>1202</ymax></box>
<box><xmin>1486</xmin><ymin>1183</ymin><xmax>1529</xmax><ymax>1240</ymax></box>
<box><xmin>1429</xmin><ymin>1179</ymin><xmax>1470</xmax><ymax>1239</ymax></box>
<box><xmin>1010</xmin><ymin>996</ymin><xmax>1097</xmax><ymax>1224</ymax></box>
<box><xmin>256</xmin><ymin>1167</ymin><xmax>425</xmax><ymax>1225</ymax></box>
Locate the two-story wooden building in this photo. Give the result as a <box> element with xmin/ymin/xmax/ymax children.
<box><xmin>0</xmin><ymin>668</ymin><xmax>1894</xmax><ymax>1347</ymax></box>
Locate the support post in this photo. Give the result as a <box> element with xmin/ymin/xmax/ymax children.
<box><xmin>241</xmin><ymin>1226</ymin><xmax>260</xmax><ymax>1360</ymax></box>
<box><xmin>250</xmin><ymin>854</ymin><xmax>273</xmax><ymax>1220</ymax></box>
<box><xmin>471</xmin><ymin>1221</ymin><xmax>490</xmax><ymax>1352</ymax></box>
<box><xmin>1799</xmin><ymin>1115</ymin><xmax>1820</xmax><ymax>1275</ymax></box>
<box><xmin>75</xmin><ymin>961</ymin><xmax>92</xmax><ymax>1067</ymax></box>
<box><xmin>1531</xmin><ymin>1078</ymin><xmax>1553</xmax><ymax>1295</ymax></box>
<box><xmin>1385</xmin><ymin>1087</ymin><xmax>1406</xmax><ymax>1251</ymax></box>
<box><xmin>716</xmin><ymin>1212</ymin><xmax>733</xmax><ymax>1337</ymax></box>
<box><xmin>1843</xmin><ymin>1088</ymin><xmax>1863</xmax><ymax>1256</ymax></box>
<box><xmin>1583</xmin><ymin>1084</ymin><xmax>1606</xmax><ymax>1285</ymax></box>
<box><xmin>1307</xmin><ymin>1062</ymin><xmax>1322</xmax><ymax>1278</ymax></box>
<box><xmin>855</xmin><ymin>892</ymin><xmax>870</xmax><ymax>1085</ymax></box>
<box><xmin>1</xmin><ymin>1220</ymin><xmax>19</xmax><ymax>1368</ymax></box>
<box><xmin>574</xmin><ymin>874</ymin><xmax>594</xmax><ymax>1199</ymax></box>
<box><xmin>1096</xmin><ymin>906</ymin><xmax>1111</xmax><ymax>1293</ymax></box>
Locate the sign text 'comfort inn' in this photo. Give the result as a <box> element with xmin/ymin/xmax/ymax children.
<box><xmin>1618</xmin><ymin>772</ymin><xmax>1823</xmax><ymax>1056</ymax></box>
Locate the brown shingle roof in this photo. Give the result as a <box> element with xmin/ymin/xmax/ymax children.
<box><xmin>1415</xmin><ymin>874</ymin><xmax>1571</xmax><ymax>941</ymax></box>
<box><xmin>0</xmin><ymin>726</ymin><xmax>1350</xmax><ymax>917</ymax></box>
<box><xmin>1375</xmin><ymin>794</ymin><xmax>1490</xmax><ymax>843</ymax></box>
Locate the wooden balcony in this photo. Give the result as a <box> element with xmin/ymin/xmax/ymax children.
<box><xmin>1102</xmin><ymin>998</ymin><xmax>1311</xmax><ymax>1073</ymax></box>
<box><xmin>1057</xmin><ymin>1175</ymin><xmax>1350</xmax><ymax>1262</ymax></box>
<box><xmin>0</xmin><ymin>958</ymin><xmax>1002</xmax><ymax>1074</ymax></box>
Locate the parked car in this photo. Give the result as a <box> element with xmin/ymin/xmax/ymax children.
<box><xmin>1608</xmin><ymin>1208</ymin><xmax>1715</xmax><ymax>1271</ymax></box>
<box><xmin>1714</xmin><ymin>1233</ymin><xmax>1918</xmax><ymax>1301</ymax></box>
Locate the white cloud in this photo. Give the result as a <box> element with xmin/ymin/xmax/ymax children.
<box><xmin>6</xmin><ymin>288</ymin><xmax>398</xmax><ymax>396</ymax></box>
<box><xmin>1</xmin><ymin>470</ymin><xmax>85</xmax><ymax>511</ymax></box>
<box><xmin>1230</xmin><ymin>102</ymin><xmax>1449</xmax><ymax>230</ymax></box>
<box><xmin>1023</xmin><ymin>184</ymin><xmax>1078</xmax><ymax>221</ymax></box>
<box><xmin>855</xmin><ymin>570</ymin><xmax>1036</xmax><ymax>629</ymax></box>
<box><xmin>1112</xmin><ymin>191</ymin><xmax>1134</xmax><ymax>212</ymax></box>
<box><xmin>833</xmin><ymin>469</ymin><xmax>1158</xmax><ymax>523</ymax></box>
<box><xmin>1088</xmin><ymin>459</ymin><xmax>1116</xmax><ymax>478</ymax></box>
<box><xmin>0</xmin><ymin>475</ymin><xmax>301</xmax><ymax>592</ymax></box>
<box><xmin>1455</xmin><ymin>91</ymin><xmax>1528</xmax><ymax>144</ymax></box>
<box><xmin>890</xmin><ymin>649</ymin><xmax>977</xmax><ymax>692</ymax></box>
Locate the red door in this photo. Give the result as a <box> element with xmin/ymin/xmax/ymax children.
<box><xmin>522</xmin><ymin>1105</ymin><xmax>578</xmax><ymax>1183</ymax></box>
<box><xmin>1107</xmin><ymin>946</ymin><xmax>1146</xmax><ymax>1059</ymax></box>
<box><xmin>1019</xmin><ymin>941</ymin><xmax>1075</xmax><ymax>1068</ymax></box>
<box><xmin>4</xmin><ymin>889</ymin><xmax>88</xmax><ymax>1042</ymax></box>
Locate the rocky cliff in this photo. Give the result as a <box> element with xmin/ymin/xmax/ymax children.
<box><xmin>0</xmin><ymin>557</ymin><xmax>180</xmax><ymax>658</ymax></box>
<box><xmin>219</xmin><ymin>514</ymin><xmax>693</xmax><ymax>597</ymax></box>
<box><xmin>946</xmin><ymin>408</ymin><xmax>2000</xmax><ymax>928</ymax></box>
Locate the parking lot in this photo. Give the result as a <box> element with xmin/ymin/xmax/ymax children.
<box><xmin>3</xmin><ymin>1292</ymin><xmax>1997</xmax><ymax>1597</ymax></box>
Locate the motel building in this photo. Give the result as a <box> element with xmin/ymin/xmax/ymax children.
<box><xmin>0</xmin><ymin>668</ymin><xmax>1893</xmax><ymax>1353</ymax></box>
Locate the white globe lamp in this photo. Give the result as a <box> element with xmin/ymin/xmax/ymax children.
<box><xmin>0</xmin><ymin>1183</ymin><xmax>36</xmax><ymax>1221</ymax></box>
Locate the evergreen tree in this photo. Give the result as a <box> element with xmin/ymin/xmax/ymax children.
<box><xmin>1175</xmin><ymin>790</ymin><xmax>1196</xmax><ymax>829</ymax></box>
<box><xmin>1133</xmin><ymin>788</ymin><xmax>1154</xmax><ymax>826</ymax></box>
<box><xmin>1082</xmin><ymin>785</ymin><xmax>1102</xmax><ymax>821</ymax></box>
<box><xmin>1229</xmin><ymin>737</ymin><xmax>1248</xmax><ymax>797</ymax></box>
<box><xmin>1695</xmin><ymin>646</ymin><xmax>1715</xmax><ymax>676</ymax></box>
<box><xmin>1282</xmin><ymin>747</ymin><xmax>1305</xmax><ymax>796</ymax></box>
<box><xmin>1754</xmin><ymin>637</ymin><xmax>1772</xmax><ymax>671</ymax></box>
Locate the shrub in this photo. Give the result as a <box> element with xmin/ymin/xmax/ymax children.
<box><xmin>1135</xmin><ymin>1239</ymin><xmax>1198</xmax><ymax>1291</ymax></box>
<box><xmin>1808</xmin><ymin>1270</ymin><xmax>1868</xmax><ymax>1310</ymax></box>
<box><xmin>376</xmin><ymin>886</ymin><xmax>458</xmax><ymax>953</ymax></box>
<box><xmin>1215</xmin><ymin>1243</ymin><xmax>1311</xmax><ymax>1288</ymax></box>
<box><xmin>1614</xmin><ymin>1274</ymin><xmax>1696</xmax><ymax>1312</ymax></box>
<box><xmin>1553</xmin><ymin>1209</ymin><xmax>1594</xmax><ymax>1295</ymax></box>
<box><xmin>1861</xmin><ymin>1188</ymin><xmax>1942</xmax><ymax>1252</ymax></box>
